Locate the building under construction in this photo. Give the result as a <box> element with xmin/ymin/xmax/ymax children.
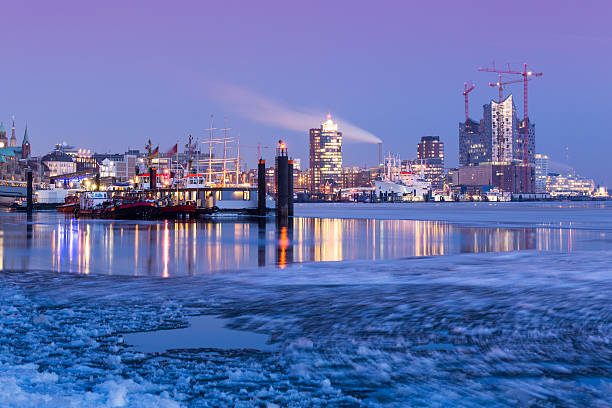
<box><xmin>457</xmin><ymin>63</ymin><xmax>542</xmax><ymax>194</ymax></box>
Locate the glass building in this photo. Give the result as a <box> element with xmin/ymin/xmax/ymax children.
<box><xmin>417</xmin><ymin>136</ymin><xmax>445</xmax><ymax>190</ymax></box>
<box><xmin>459</xmin><ymin>94</ymin><xmax>535</xmax><ymax>166</ymax></box>
<box><xmin>459</xmin><ymin>118</ymin><xmax>489</xmax><ymax>166</ymax></box>
<box><xmin>546</xmin><ymin>173</ymin><xmax>594</xmax><ymax>197</ymax></box>
<box><xmin>309</xmin><ymin>114</ymin><xmax>343</xmax><ymax>194</ymax></box>
<box><xmin>534</xmin><ymin>153</ymin><xmax>549</xmax><ymax>193</ymax></box>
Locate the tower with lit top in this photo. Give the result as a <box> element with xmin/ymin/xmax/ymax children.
<box><xmin>309</xmin><ymin>113</ymin><xmax>343</xmax><ymax>194</ymax></box>
<box><xmin>9</xmin><ymin>115</ymin><xmax>17</xmax><ymax>147</ymax></box>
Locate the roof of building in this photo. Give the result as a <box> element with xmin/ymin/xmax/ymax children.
<box><xmin>41</xmin><ymin>151</ymin><xmax>73</xmax><ymax>163</ymax></box>
<box><xmin>0</xmin><ymin>148</ymin><xmax>16</xmax><ymax>157</ymax></box>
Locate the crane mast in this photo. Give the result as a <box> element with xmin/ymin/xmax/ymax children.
<box><xmin>462</xmin><ymin>81</ymin><xmax>475</xmax><ymax>122</ymax></box>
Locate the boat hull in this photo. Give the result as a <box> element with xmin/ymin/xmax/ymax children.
<box><xmin>106</xmin><ymin>202</ymin><xmax>159</xmax><ymax>219</ymax></box>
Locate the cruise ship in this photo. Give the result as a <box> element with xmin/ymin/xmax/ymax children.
<box><xmin>374</xmin><ymin>155</ymin><xmax>431</xmax><ymax>201</ymax></box>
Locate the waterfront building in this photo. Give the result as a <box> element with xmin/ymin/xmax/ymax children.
<box><xmin>459</xmin><ymin>94</ymin><xmax>535</xmax><ymax>166</ymax></box>
<box><xmin>458</xmin><ymin>164</ymin><xmax>535</xmax><ymax>193</ymax></box>
<box><xmin>309</xmin><ymin>113</ymin><xmax>343</xmax><ymax>194</ymax></box>
<box><xmin>546</xmin><ymin>173</ymin><xmax>594</xmax><ymax>197</ymax></box>
<box><xmin>99</xmin><ymin>153</ymin><xmax>138</xmax><ymax>182</ymax></box>
<box><xmin>417</xmin><ymin>136</ymin><xmax>445</xmax><ymax>190</ymax></box>
<box><xmin>41</xmin><ymin>150</ymin><xmax>76</xmax><ymax>177</ymax></box>
<box><xmin>0</xmin><ymin>149</ymin><xmax>24</xmax><ymax>180</ymax></box>
<box><xmin>481</xmin><ymin>94</ymin><xmax>533</xmax><ymax>163</ymax></box>
<box><xmin>292</xmin><ymin>158</ymin><xmax>301</xmax><ymax>171</ymax></box>
<box><xmin>0</xmin><ymin>122</ymin><xmax>33</xmax><ymax>181</ymax></box>
<box><xmin>593</xmin><ymin>186</ymin><xmax>609</xmax><ymax>198</ymax></box>
<box><xmin>341</xmin><ymin>166</ymin><xmax>372</xmax><ymax>189</ymax></box>
<box><xmin>459</xmin><ymin>119</ymin><xmax>488</xmax><ymax>166</ymax></box>
<box><xmin>534</xmin><ymin>154</ymin><xmax>549</xmax><ymax>193</ymax></box>
<box><xmin>417</xmin><ymin>136</ymin><xmax>444</xmax><ymax>162</ymax></box>
<box><xmin>265</xmin><ymin>166</ymin><xmax>276</xmax><ymax>194</ymax></box>
<box><xmin>74</xmin><ymin>149</ymin><xmax>98</xmax><ymax>172</ymax></box>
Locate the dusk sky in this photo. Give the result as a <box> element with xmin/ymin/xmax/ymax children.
<box><xmin>1</xmin><ymin>1</ymin><xmax>611</xmax><ymax>184</ymax></box>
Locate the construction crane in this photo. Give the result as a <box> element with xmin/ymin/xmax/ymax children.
<box><xmin>488</xmin><ymin>74</ymin><xmax>532</xmax><ymax>103</ymax></box>
<box><xmin>462</xmin><ymin>81</ymin><xmax>475</xmax><ymax>122</ymax></box>
<box><xmin>478</xmin><ymin>62</ymin><xmax>543</xmax><ymax>166</ymax></box>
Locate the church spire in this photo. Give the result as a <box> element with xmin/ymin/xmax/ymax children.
<box><xmin>21</xmin><ymin>124</ymin><xmax>31</xmax><ymax>159</ymax></box>
<box><xmin>9</xmin><ymin>114</ymin><xmax>17</xmax><ymax>147</ymax></box>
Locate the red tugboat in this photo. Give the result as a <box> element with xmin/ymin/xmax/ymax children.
<box><xmin>106</xmin><ymin>194</ymin><xmax>159</xmax><ymax>219</ymax></box>
<box><xmin>57</xmin><ymin>195</ymin><xmax>80</xmax><ymax>213</ymax></box>
<box><xmin>159</xmin><ymin>203</ymin><xmax>197</xmax><ymax>219</ymax></box>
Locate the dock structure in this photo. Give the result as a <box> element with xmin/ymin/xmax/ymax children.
<box><xmin>26</xmin><ymin>170</ymin><xmax>33</xmax><ymax>215</ymax></box>
<box><xmin>288</xmin><ymin>159</ymin><xmax>294</xmax><ymax>217</ymax></box>
<box><xmin>149</xmin><ymin>167</ymin><xmax>157</xmax><ymax>191</ymax></box>
<box><xmin>258</xmin><ymin>159</ymin><xmax>266</xmax><ymax>216</ymax></box>
<box><xmin>275</xmin><ymin>141</ymin><xmax>289</xmax><ymax>225</ymax></box>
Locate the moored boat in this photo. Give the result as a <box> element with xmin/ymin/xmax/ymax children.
<box><xmin>159</xmin><ymin>204</ymin><xmax>197</xmax><ymax>219</ymax></box>
<box><xmin>106</xmin><ymin>200</ymin><xmax>159</xmax><ymax>219</ymax></box>
<box><xmin>57</xmin><ymin>195</ymin><xmax>80</xmax><ymax>213</ymax></box>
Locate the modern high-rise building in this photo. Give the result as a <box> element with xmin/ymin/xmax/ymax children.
<box><xmin>482</xmin><ymin>94</ymin><xmax>522</xmax><ymax>163</ymax></box>
<box><xmin>534</xmin><ymin>154</ymin><xmax>549</xmax><ymax>193</ymax></box>
<box><xmin>457</xmin><ymin>94</ymin><xmax>536</xmax><ymax>193</ymax></box>
<box><xmin>417</xmin><ymin>136</ymin><xmax>444</xmax><ymax>162</ymax></box>
<box><xmin>309</xmin><ymin>113</ymin><xmax>343</xmax><ymax>194</ymax></box>
<box><xmin>417</xmin><ymin>136</ymin><xmax>445</xmax><ymax>190</ymax></box>
<box><xmin>459</xmin><ymin>94</ymin><xmax>535</xmax><ymax>166</ymax></box>
<box><xmin>459</xmin><ymin>118</ymin><xmax>488</xmax><ymax>166</ymax></box>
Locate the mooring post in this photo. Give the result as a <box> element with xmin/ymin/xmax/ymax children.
<box><xmin>275</xmin><ymin>141</ymin><xmax>289</xmax><ymax>224</ymax></box>
<box><xmin>26</xmin><ymin>170</ymin><xmax>33</xmax><ymax>215</ymax></box>
<box><xmin>287</xmin><ymin>159</ymin><xmax>294</xmax><ymax>217</ymax></box>
<box><xmin>257</xmin><ymin>159</ymin><xmax>266</xmax><ymax>216</ymax></box>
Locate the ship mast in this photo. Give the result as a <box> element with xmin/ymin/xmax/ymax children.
<box><xmin>207</xmin><ymin>115</ymin><xmax>214</xmax><ymax>184</ymax></box>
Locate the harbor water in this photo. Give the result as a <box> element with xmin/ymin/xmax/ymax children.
<box><xmin>0</xmin><ymin>202</ymin><xmax>610</xmax><ymax>407</ymax></box>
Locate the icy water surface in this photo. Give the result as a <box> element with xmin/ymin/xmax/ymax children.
<box><xmin>124</xmin><ymin>315</ymin><xmax>274</xmax><ymax>354</ymax></box>
<box><xmin>1</xmin><ymin>202</ymin><xmax>612</xmax><ymax>276</ymax></box>
<box><xmin>0</xmin><ymin>202</ymin><xmax>611</xmax><ymax>407</ymax></box>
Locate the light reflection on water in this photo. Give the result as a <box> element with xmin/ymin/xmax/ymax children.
<box><xmin>0</xmin><ymin>212</ymin><xmax>609</xmax><ymax>276</ymax></box>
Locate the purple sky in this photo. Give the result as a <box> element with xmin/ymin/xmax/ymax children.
<box><xmin>1</xmin><ymin>0</ymin><xmax>611</xmax><ymax>184</ymax></box>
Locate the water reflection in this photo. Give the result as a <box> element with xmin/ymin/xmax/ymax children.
<box><xmin>0</xmin><ymin>213</ymin><xmax>609</xmax><ymax>277</ymax></box>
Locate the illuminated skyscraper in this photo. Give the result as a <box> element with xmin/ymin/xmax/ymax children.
<box><xmin>309</xmin><ymin>113</ymin><xmax>343</xmax><ymax>194</ymax></box>
<box><xmin>417</xmin><ymin>136</ymin><xmax>444</xmax><ymax>163</ymax></box>
<box><xmin>417</xmin><ymin>136</ymin><xmax>445</xmax><ymax>190</ymax></box>
<box><xmin>459</xmin><ymin>94</ymin><xmax>535</xmax><ymax>166</ymax></box>
<box><xmin>534</xmin><ymin>153</ymin><xmax>549</xmax><ymax>193</ymax></box>
<box><xmin>459</xmin><ymin>118</ymin><xmax>488</xmax><ymax>166</ymax></box>
<box><xmin>482</xmin><ymin>94</ymin><xmax>534</xmax><ymax>164</ymax></box>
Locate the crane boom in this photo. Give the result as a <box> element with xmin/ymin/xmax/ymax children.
<box><xmin>479</xmin><ymin>62</ymin><xmax>542</xmax><ymax>165</ymax></box>
<box><xmin>462</xmin><ymin>81</ymin><xmax>475</xmax><ymax>122</ymax></box>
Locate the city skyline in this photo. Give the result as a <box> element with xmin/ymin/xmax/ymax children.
<box><xmin>1</xmin><ymin>1</ymin><xmax>610</xmax><ymax>184</ymax></box>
